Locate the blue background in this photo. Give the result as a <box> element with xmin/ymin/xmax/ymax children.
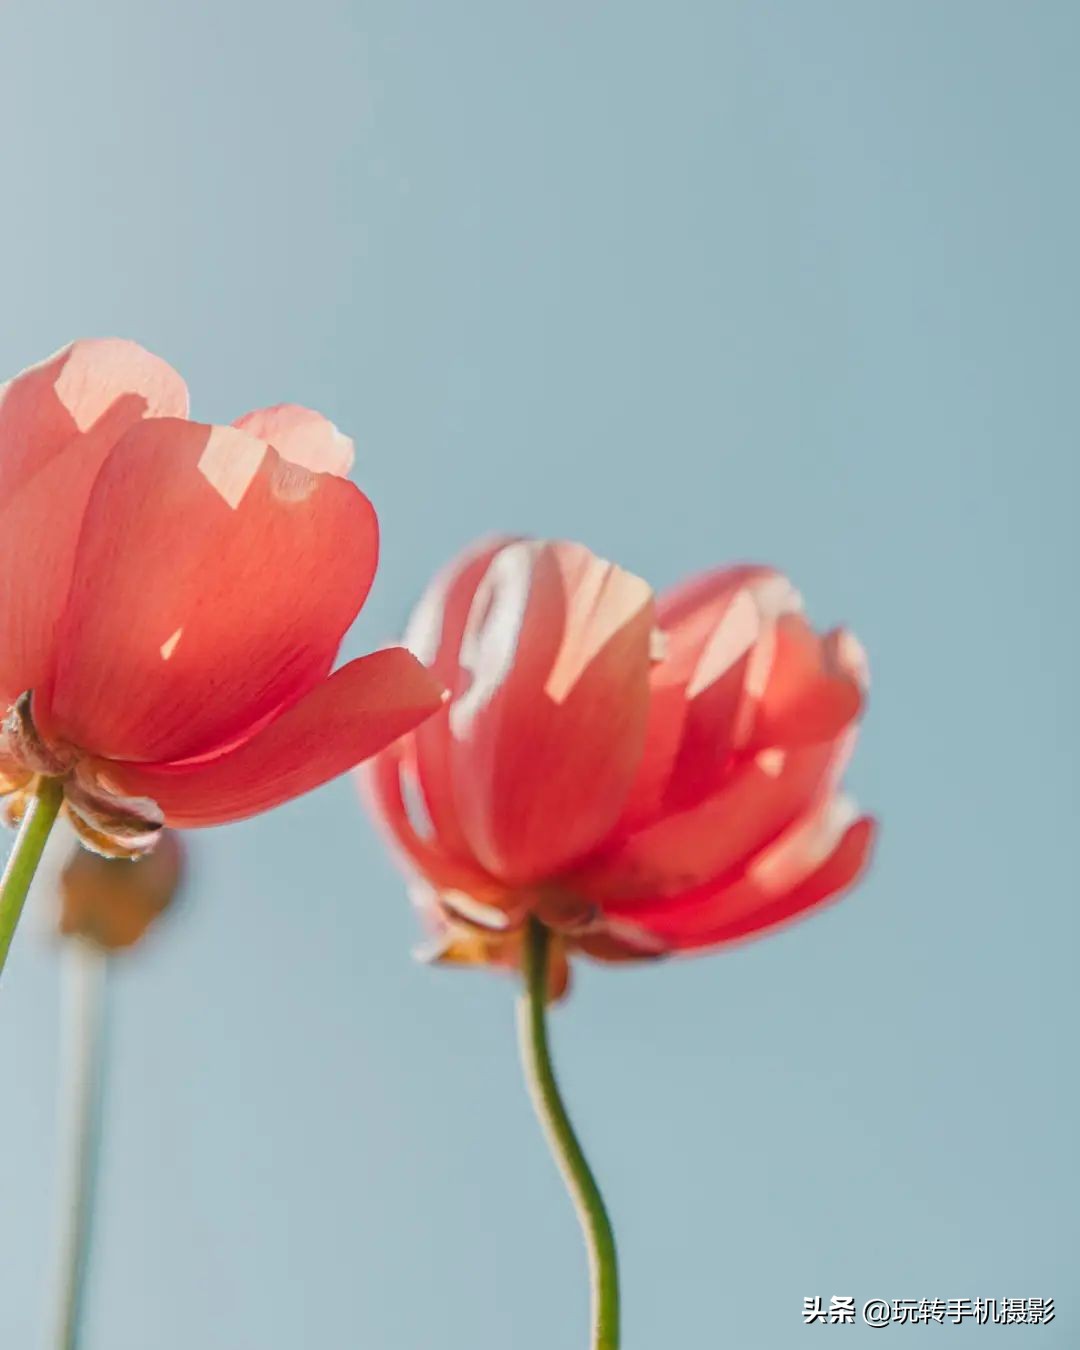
<box><xmin>0</xmin><ymin>1</ymin><xmax>1075</xmax><ymax>1344</ymax></box>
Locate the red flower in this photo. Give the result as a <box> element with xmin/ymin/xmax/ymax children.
<box><xmin>0</xmin><ymin>339</ymin><xmax>444</xmax><ymax>851</ymax></box>
<box><xmin>366</xmin><ymin>538</ymin><xmax>875</xmax><ymax>995</ymax></box>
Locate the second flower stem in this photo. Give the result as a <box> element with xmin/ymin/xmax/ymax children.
<box><xmin>518</xmin><ymin>917</ymin><xmax>620</xmax><ymax>1350</ymax></box>
<box><xmin>0</xmin><ymin>774</ymin><xmax>64</xmax><ymax>982</ymax></box>
<box><xmin>50</xmin><ymin>941</ymin><xmax>109</xmax><ymax>1350</ymax></box>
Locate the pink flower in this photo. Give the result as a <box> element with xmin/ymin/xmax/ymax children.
<box><xmin>0</xmin><ymin>339</ymin><xmax>444</xmax><ymax>851</ymax></box>
<box><xmin>366</xmin><ymin>538</ymin><xmax>875</xmax><ymax>995</ymax></box>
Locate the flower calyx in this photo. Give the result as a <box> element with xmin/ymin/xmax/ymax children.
<box><xmin>1</xmin><ymin>693</ymin><xmax>164</xmax><ymax>858</ymax></box>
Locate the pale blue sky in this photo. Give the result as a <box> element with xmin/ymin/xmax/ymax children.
<box><xmin>0</xmin><ymin>2</ymin><xmax>1076</xmax><ymax>1345</ymax></box>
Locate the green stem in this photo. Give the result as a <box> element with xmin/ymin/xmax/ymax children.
<box><xmin>518</xmin><ymin>917</ymin><xmax>620</xmax><ymax>1350</ymax></box>
<box><xmin>0</xmin><ymin>775</ymin><xmax>63</xmax><ymax>981</ymax></box>
<box><xmin>51</xmin><ymin>942</ymin><xmax>108</xmax><ymax>1350</ymax></box>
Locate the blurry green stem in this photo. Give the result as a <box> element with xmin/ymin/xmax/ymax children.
<box><xmin>518</xmin><ymin>918</ymin><xmax>620</xmax><ymax>1350</ymax></box>
<box><xmin>0</xmin><ymin>775</ymin><xmax>63</xmax><ymax>982</ymax></box>
<box><xmin>51</xmin><ymin>941</ymin><xmax>109</xmax><ymax>1350</ymax></box>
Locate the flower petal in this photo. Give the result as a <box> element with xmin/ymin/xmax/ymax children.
<box><xmin>447</xmin><ymin>540</ymin><xmax>656</xmax><ymax>885</ymax></box>
<box><xmin>93</xmin><ymin>649</ymin><xmax>445</xmax><ymax>827</ymax></box>
<box><xmin>0</xmin><ymin>341</ymin><xmax>189</xmax><ymax>702</ymax></box>
<box><xmin>603</xmin><ymin>811</ymin><xmax>876</xmax><ymax>951</ymax></box>
<box><xmin>233</xmin><ymin>404</ymin><xmax>354</xmax><ymax>476</ymax></box>
<box><xmin>0</xmin><ymin>339</ymin><xmax>188</xmax><ymax>501</ymax></box>
<box><xmin>403</xmin><ymin>536</ymin><xmax>518</xmax><ymax>861</ymax></box>
<box><xmin>740</xmin><ymin>617</ymin><xmax>866</xmax><ymax>752</ymax></box>
<box><xmin>617</xmin><ymin>565</ymin><xmax>783</xmax><ymax>825</ymax></box>
<box><xmin>362</xmin><ymin>745</ymin><xmax>511</xmax><ymax>905</ymax></box>
<box><xmin>575</xmin><ymin>737</ymin><xmax>846</xmax><ymax>901</ymax></box>
<box><xmin>40</xmin><ymin>418</ymin><xmax>379</xmax><ymax>762</ymax></box>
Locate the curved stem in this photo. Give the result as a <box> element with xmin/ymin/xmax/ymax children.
<box><xmin>50</xmin><ymin>941</ymin><xmax>109</xmax><ymax>1350</ymax></box>
<box><xmin>517</xmin><ymin>917</ymin><xmax>620</xmax><ymax>1350</ymax></box>
<box><xmin>0</xmin><ymin>775</ymin><xmax>64</xmax><ymax>982</ymax></box>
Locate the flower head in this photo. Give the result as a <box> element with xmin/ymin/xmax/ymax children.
<box><xmin>0</xmin><ymin>339</ymin><xmax>444</xmax><ymax>852</ymax></box>
<box><xmin>365</xmin><ymin>538</ymin><xmax>875</xmax><ymax>995</ymax></box>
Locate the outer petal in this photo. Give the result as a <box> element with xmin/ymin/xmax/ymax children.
<box><xmin>447</xmin><ymin>540</ymin><xmax>656</xmax><ymax>885</ymax></box>
<box><xmin>602</xmin><ymin>809</ymin><xmax>876</xmax><ymax>951</ymax></box>
<box><xmin>0</xmin><ymin>339</ymin><xmax>189</xmax><ymax>501</ymax></box>
<box><xmin>402</xmin><ymin>535</ymin><xmax>518</xmax><ymax>860</ymax></box>
<box><xmin>41</xmin><ymin>418</ymin><xmax>379</xmax><ymax>762</ymax></box>
<box><xmin>91</xmin><ymin>649</ymin><xmax>444</xmax><ymax>827</ymax></box>
<box><xmin>740</xmin><ymin>618</ymin><xmax>865</xmax><ymax>753</ymax></box>
<box><xmin>575</xmin><ymin>737</ymin><xmax>845</xmax><ymax>901</ymax></box>
<box><xmin>363</xmin><ymin>746</ymin><xmax>512</xmax><ymax>907</ymax></box>
<box><xmin>233</xmin><ymin>404</ymin><xmax>354</xmax><ymax>476</ymax></box>
<box><xmin>0</xmin><ymin>341</ymin><xmax>189</xmax><ymax>702</ymax></box>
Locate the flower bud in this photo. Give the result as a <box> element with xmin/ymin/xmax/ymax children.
<box><xmin>58</xmin><ymin>830</ymin><xmax>184</xmax><ymax>951</ymax></box>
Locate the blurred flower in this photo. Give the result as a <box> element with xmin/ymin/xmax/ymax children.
<box><xmin>58</xmin><ymin>830</ymin><xmax>184</xmax><ymax>950</ymax></box>
<box><xmin>0</xmin><ymin>340</ymin><xmax>444</xmax><ymax>854</ymax></box>
<box><xmin>366</xmin><ymin>538</ymin><xmax>875</xmax><ymax>995</ymax></box>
